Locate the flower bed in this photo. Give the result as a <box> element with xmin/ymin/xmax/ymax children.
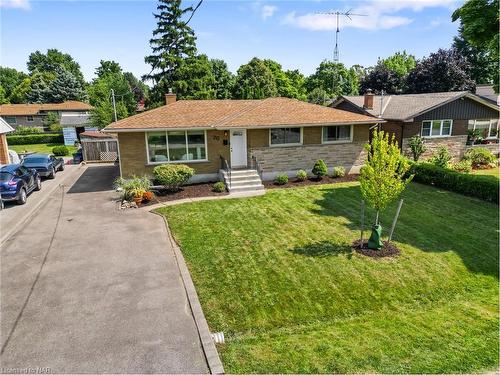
<box><xmin>264</xmin><ymin>174</ymin><xmax>358</xmax><ymax>189</ymax></box>
<box><xmin>143</xmin><ymin>182</ymin><xmax>229</xmax><ymax>205</ymax></box>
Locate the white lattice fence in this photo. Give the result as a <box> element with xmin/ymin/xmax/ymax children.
<box><xmin>81</xmin><ymin>139</ymin><xmax>118</xmax><ymax>162</ymax></box>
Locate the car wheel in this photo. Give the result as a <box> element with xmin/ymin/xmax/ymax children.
<box><xmin>49</xmin><ymin>167</ymin><xmax>56</xmax><ymax>179</ymax></box>
<box><xmin>59</xmin><ymin>164</ymin><xmax>65</xmax><ymax>171</ymax></box>
<box><xmin>17</xmin><ymin>188</ymin><xmax>27</xmax><ymax>205</ymax></box>
<box><xmin>35</xmin><ymin>176</ymin><xmax>42</xmax><ymax>191</ymax></box>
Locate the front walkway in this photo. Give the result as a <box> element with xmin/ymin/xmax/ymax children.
<box><xmin>1</xmin><ymin>164</ymin><xmax>208</xmax><ymax>373</ymax></box>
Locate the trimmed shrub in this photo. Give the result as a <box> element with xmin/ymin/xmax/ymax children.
<box><xmin>452</xmin><ymin>159</ymin><xmax>472</xmax><ymax>173</ymax></box>
<box><xmin>49</xmin><ymin>123</ymin><xmax>63</xmax><ymax>133</ymax></box>
<box><xmin>463</xmin><ymin>147</ymin><xmax>495</xmax><ymax>168</ymax></box>
<box><xmin>212</xmin><ymin>181</ymin><xmax>226</xmax><ymax>192</ymax></box>
<box><xmin>13</xmin><ymin>126</ymin><xmax>42</xmax><ymax>135</ymax></box>
<box><xmin>429</xmin><ymin>146</ymin><xmax>452</xmax><ymax>168</ymax></box>
<box><xmin>332</xmin><ymin>166</ymin><xmax>346</xmax><ymax>178</ymax></box>
<box><xmin>52</xmin><ymin>145</ymin><xmax>69</xmax><ymax>156</ymax></box>
<box><xmin>296</xmin><ymin>169</ymin><xmax>308</xmax><ymax>181</ymax></box>
<box><xmin>275</xmin><ymin>173</ymin><xmax>289</xmax><ymax>185</ymax></box>
<box><xmin>407</xmin><ymin>135</ymin><xmax>426</xmax><ymax>162</ymax></box>
<box><xmin>153</xmin><ymin>164</ymin><xmax>195</xmax><ymax>191</ymax></box>
<box><xmin>411</xmin><ymin>162</ymin><xmax>498</xmax><ymax>204</ymax></box>
<box><xmin>6</xmin><ymin>133</ymin><xmax>64</xmax><ymax>145</ymax></box>
<box><xmin>312</xmin><ymin>159</ymin><xmax>328</xmax><ymax>179</ymax></box>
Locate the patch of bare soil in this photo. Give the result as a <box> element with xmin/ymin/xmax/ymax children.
<box><xmin>264</xmin><ymin>174</ymin><xmax>359</xmax><ymax>189</ymax></box>
<box><xmin>352</xmin><ymin>239</ymin><xmax>400</xmax><ymax>258</ymax></box>
<box><xmin>143</xmin><ymin>182</ymin><xmax>228</xmax><ymax>205</ymax></box>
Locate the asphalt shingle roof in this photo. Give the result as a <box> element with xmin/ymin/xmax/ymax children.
<box><xmin>0</xmin><ymin>101</ymin><xmax>92</xmax><ymax>116</ymax></box>
<box><xmin>341</xmin><ymin>91</ymin><xmax>470</xmax><ymax>120</ymax></box>
<box><xmin>104</xmin><ymin>97</ymin><xmax>380</xmax><ymax>131</ymax></box>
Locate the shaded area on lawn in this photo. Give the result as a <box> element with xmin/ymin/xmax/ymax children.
<box><xmin>311</xmin><ymin>182</ymin><xmax>499</xmax><ymax>278</ymax></box>
<box><xmin>158</xmin><ymin>181</ymin><xmax>499</xmax><ymax>373</ymax></box>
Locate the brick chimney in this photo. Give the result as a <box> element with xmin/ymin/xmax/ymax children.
<box><xmin>363</xmin><ymin>89</ymin><xmax>374</xmax><ymax>110</ymax></box>
<box><xmin>165</xmin><ymin>88</ymin><xmax>177</xmax><ymax>106</ymax></box>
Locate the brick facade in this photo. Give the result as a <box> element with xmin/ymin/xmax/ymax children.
<box><xmin>118</xmin><ymin>125</ymin><xmax>371</xmax><ymax>180</ymax></box>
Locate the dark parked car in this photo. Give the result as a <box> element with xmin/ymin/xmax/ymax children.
<box><xmin>0</xmin><ymin>164</ymin><xmax>41</xmax><ymax>205</ymax></box>
<box><xmin>22</xmin><ymin>153</ymin><xmax>64</xmax><ymax>179</ymax></box>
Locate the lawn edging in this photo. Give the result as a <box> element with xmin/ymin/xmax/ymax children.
<box><xmin>152</xmin><ymin>211</ymin><xmax>225</xmax><ymax>375</ymax></box>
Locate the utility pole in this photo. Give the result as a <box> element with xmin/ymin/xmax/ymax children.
<box><xmin>111</xmin><ymin>89</ymin><xmax>117</xmax><ymax>122</ymax></box>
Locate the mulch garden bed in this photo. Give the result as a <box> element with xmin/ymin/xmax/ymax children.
<box><xmin>143</xmin><ymin>182</ymin><xmax>228</xmax><ymax>205</ymax></box>
<box><xmin>264</xmin><ymin>174</ymin><xmax>359</xmax><ymax>189</ymax></box>
<box><xmin>352</xmin><ymin>239</ymin><xmax>400</xmax><ymax>258</ymax></box>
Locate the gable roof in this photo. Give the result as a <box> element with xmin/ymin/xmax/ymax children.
<box><xmin>334</xmin><ymin>91</ymin><xmax>499</xmax><ymax>121</ymax></box>
<box><xmin>0</xmin><ymin>117</ymin><xmax>14</xmax><ymax>134</ymax></box>
<box><xmin>0</xmin><ymin>101</ymin><xmax>93</xmax><ymax>116</ymax></box>
<box><xmin>104</xmin><ymin>97</ymin><xmax>380</xmax><ymax>131</ymax></box>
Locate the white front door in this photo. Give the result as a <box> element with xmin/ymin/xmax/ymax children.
<box><xmin>230</xmin><ymin>129</ymin><xmax>247</xmax><ymax>167</ymax></box>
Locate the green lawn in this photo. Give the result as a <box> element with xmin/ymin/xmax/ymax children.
<box><xmin>158</xmin><ymin>182</ymin><xmax>499</xmax><ymax>374</ymax></box>
<box><xmin>9</xmin><ymin>143</ymin><xmax>78</xmax><ymax>155</ymax></box>
<box><xmin>473</xmin><ymin>166</ymin><xmax>500</xmax><ymax>179</ymax></box>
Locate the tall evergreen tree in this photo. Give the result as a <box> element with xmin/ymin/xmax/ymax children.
<box><xmin>26</xmin><ymin>72</ymin><xmax>51</xmax><ymax>103</ymax></box>
<box><xmin>144</xmin><ymin>0</ymin><xmax>197</xmax><ymax>105</ymax></box>
<box><xmin>47</xmin><ymin>67</ymin><xmax>87</xmax><ymax>102</ymax></box>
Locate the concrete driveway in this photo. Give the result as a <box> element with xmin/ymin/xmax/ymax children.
<box><xmin>1</xmin><ymin>164</ymin><xmax>208</xmax><ymax>373</ymax></box>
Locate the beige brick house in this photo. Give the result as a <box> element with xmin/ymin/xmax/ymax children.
<box><xmin>103</xmin><ymin>94</ymin><xmax>380</xmax><ymax>190</ymax></box>
<box><xmin>332</xmin><ymin>91</ymin><xmax>500</xmax><ymax>160</ymax></box>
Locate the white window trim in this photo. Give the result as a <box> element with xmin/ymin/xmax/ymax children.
<box><xmin>421</xmin><ymin>119</ymin><xmax>453</xmax><ymax>138</ymax></box>
<box><xmin>321</xmin><ymin>124</ymin><xmax>354</xmax><ymax>144</ymax></box>
<box><xmin>469</xmin><ymin>119</ymin><xmax>498</xmax><ymax>139</ymax></box>
<box><xmin>145</xmin><ymin>130</ymin><xmax>209</xmax><ymax>165</ymax></box>
<box><xmin>269</xmin><ymin>127</ymin><xmax>303</xmax><ymax>147</ymax></box>
<box><xmin>26</xmin><ymin>115</ymin><xmax>34</xmax><ymax>122</ymax></box>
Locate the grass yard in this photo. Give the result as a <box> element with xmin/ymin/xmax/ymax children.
<box><xmin>473</xmin><ymin>166</ymin><xmax>500</xmax><ymax>179</ymax></box>
<box><xmin>158</xmin><ymin>182</ymin><xmax>499</xmax><ymax>374</ymax></box>
<box><xmin>9</xmin><ymin>143</ymin><xmax>78</xmax><ymax>155</ymax></box>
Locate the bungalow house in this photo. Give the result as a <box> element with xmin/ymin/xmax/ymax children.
<box><xmin>103</xmin><ymin>94</ymin><xmax>381</xmax><ymax>191</ymax></box>
<box><xmin>332</xmin><ymin>91</ymin><xmax>500</xmax><ymax>159</ymax></box>
<box><xmin>0</xmin><ymin>101</ymin><xmax>93</xmax><ymax>130</ymax></box>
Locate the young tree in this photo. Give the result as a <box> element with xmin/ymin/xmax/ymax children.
<box><xmin>233</xmin><ymin>57</ymin><xmax>277</xmax><ymax>99</ymax></box>
<box><xmin>143</xmin><ymin>0</ymin><xmax>197</xmax><ymax>106</ymax></box>
<box><xmin>209</xmin><ymin>59</ymin><xmax>234</xmax><ymax>99</ymax></box>
<box><xmin>359</xmin><ymin>130</ymin><xmax>413</xmax><ymax>249</ymax></box>
<box><xmin>46</xmin><ymin>67</ymin><xmax>87</xmax><ymax>102</ymax></box>
<box><xmin>406</xmin><ymin>48</ymin><xmax>475</xmax><ymax>93</ymax></box>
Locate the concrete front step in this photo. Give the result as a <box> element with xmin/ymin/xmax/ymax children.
<box><xmin>220</xmin><ymin>169</ymin><xmax>265</xmax><ymax>194</ymax></box>
<box><xmin>228</xmin><ymin>185</ymin><xmax>265</xmax><ymax>193</ymax></box>
<box><xmin>229</xmin><ymin>179</ymin><xmax>263</xmax><ymax>187</ymax></box>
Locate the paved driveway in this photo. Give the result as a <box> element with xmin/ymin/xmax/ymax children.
<box><xmin>1</xmin><ymin>164</ymin><xmax>208</xmax><ymax>373</ymax></box>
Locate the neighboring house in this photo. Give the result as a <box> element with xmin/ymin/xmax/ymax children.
<box><xmin>0</xmin><ymin>101</ymin><xmax>93</xmax><ymax>131</ymax></box>
<box><xmin>476</xmin><ymin>84</ymin><xmax>499</xmax><ymax>105</ymax></box>
<box><xmin>0</xmin><ymin>117</ymin><xmax>14</xmax><ymax>165</ymax></box>
<box><xmin>60</xmin><ymin>112</ymin><xmax>97</xmax><ymax>146</ymax></box>
<box><xmin>103</xmin><ymin>93</ymin><xmax>381</xmax><ymax>185</ymax></box>
<box><xmin>332</xmin><ymin>91</ymin><xmax>500</xmax><ymax>159</ymax></box>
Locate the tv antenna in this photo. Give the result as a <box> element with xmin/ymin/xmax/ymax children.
<box><xmin>316</xmin><ymin>9</ymin><xmax>367</xmax><ymax>62</ymax></box>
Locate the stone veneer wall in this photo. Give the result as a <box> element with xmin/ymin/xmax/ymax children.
<box><xmin>402</xmin><ymin>135</ymin><xmax>468</xmax><ymax>161</ymax></box>
<box><xmin>249</xmin><ymin>141</ymin><xmax>367</xmax><ymax>178</ymax></box>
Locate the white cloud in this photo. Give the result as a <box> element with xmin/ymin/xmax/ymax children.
<box><xmin>282</xmin><ymin>0</ymin><xmax>458</xmax><ymax>31</ymax></box>
<box><xmin>0</xmin><ymin>0</ymin><xmax>30</xmax><ymax>10</ymax></box>
<box><xmin>261</xmin><ymin>5</ymin><xmax>277</xmax><ymax>20</ymax></box>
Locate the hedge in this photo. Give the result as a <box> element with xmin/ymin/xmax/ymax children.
<box><xmin>6</xmin><ymin>133</ymin><xmax>64</xmax><ymax>145</ymax></box>
<box><xmin>411</xmin><ymin>162</ymin><xmax>499</xmax><ymax>204</ymax></box>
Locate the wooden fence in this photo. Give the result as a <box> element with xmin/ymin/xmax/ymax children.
<box><xmin>81</xmin><ymin>139</ymin><xmax>118</xmax><ymax>163</ymax></box>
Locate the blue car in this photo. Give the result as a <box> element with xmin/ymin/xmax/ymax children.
<box><xmin>0</xmin><ymin>164</ymin><xmax>41</xmax><ymax>205</ymax></box>
<box><xmin>22</xmin><ymin>153</ymin><xmax>65</xmax><ymax>179</ymax></box>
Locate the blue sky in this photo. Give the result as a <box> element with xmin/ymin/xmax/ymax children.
<box><xmin>1</xmin><ymin>0</ymin><xmax>463</xmax><ymax>82</ymax></box>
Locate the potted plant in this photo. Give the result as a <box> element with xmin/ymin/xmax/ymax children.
<box><xmin>467</xmin><ymin>129</ymin><xmax>480</xmax><ymax>145</ymax></box>
<box><xmin>142</xmin><ymin>191</ymin><xmax>154</xmax><ymax>202</ymax></box>
<box><xmin>132</xmin><ymin>188</ymin><xmax>146</xmax><ymax>205</ymax></box>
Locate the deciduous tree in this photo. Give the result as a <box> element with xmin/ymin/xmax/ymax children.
<box><xmin>0</xmin><ymin>67</ymin><xmax>28</xmax><ymax>102</ymax></box>
<box><xmin>209</xmin><ymin>59</ymin><xmax>234</xmax><ymax>99</ymax></box>
<box><xmin>233</xmin><ymin>57</ymin><xmax>277</xmax><ymax>99</ymax></box>
<box><xmin>27</xmin><ymin>49</ymin><xmax>85</xmax><ymax>86</ymax></box>
<box><xmin>306</xmin><ymin>60</ymin><xmax>358</xmax><ymax>99</ymax></box>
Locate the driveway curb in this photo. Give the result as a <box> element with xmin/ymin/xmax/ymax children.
<box><xmin>152</xmin><ymin>211</ymin><xmax>225</xmax><ymax>375</ymax></box>
<box><xmin>1</xmin><ymin>164</ymin><xmax>86</xmax><ymax>246</ymax></box>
